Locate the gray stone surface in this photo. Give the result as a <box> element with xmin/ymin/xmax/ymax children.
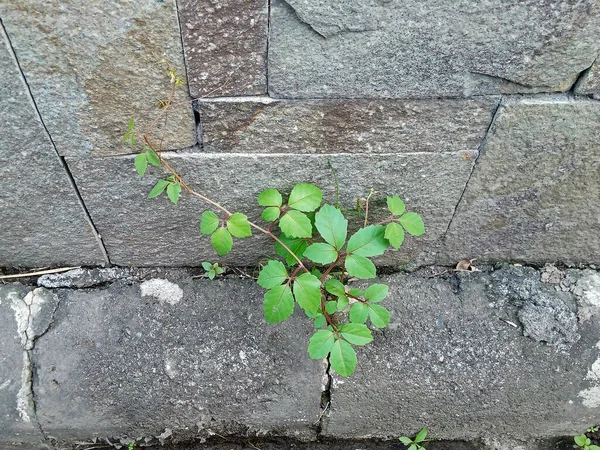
<box><xmin>0</xmin><ymin>0</ymin><xmax>196</xmax><ymax>156</ymax></box>
<box><xmin>37</xmin><ymin>267</ymin><xmax>137</xmax><ymax>289</ymax></box>
<box><xmin>269</xmin><ymin>0</ymin><xmax>600</xmax><ymax>98</ymax></box>
<box><xmin>199</xmin><ymin>97</ymin><xmax>499</xmax><ymax>154</ymax></box>
<box><xmin>33</xmin><ymin>277</ymin><xmax>323</xmax><ymax>444</ymax></box>
<box><xmin>66</xmin><ymin>151</ymin><xmax>474</xmax><ymax>267</ymax></box>
<box><xmin>438</xmin><ymin>97</ymin><xmax>600</xmax><ymax>266</ymax></box>
<box><xmin>0</xmin><ymin>30</ymin><xmax>105</xmax><ymax>267</ymax></box>
<box><xmin>575</xmin><ymin>57</ymin><xmax>600</xmax><ymax>99</ymax></box>
<box><xmin>178</xmin><ymin>0</ymin><xmax>268</xmax><ymax>97</ymax></box>
<box><xmin>323</xmin><ymin>266</ymin><xmax>600</xmax><ymax>442</ymax></box>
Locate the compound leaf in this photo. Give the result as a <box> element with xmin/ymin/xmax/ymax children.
<box><xmin>287</xmin><ymin>184</ymin><xmax>322</xmax><ymax>212</ymax></box>
<box><xmin>325</xmin><ymin>301</ymin><xmax>338</xmax><ymax>314</ymax></box>
<box><xmin>148</xmin><ymin>179</ymin><xmax>169</xmax><ymax>199</ymax></box>
<box><xmin>365</xmin><ymin>283</ymin><xmax>389</xmax><ymax>303</ymax></box>
<box><xmin>200</xmin><ymin>211</ymin><xmax>219</xmax><ymax>235</ymax></box>
<box><xmin>387</xmin><ymin>194</ymin><xmax>406</xmax><ymax>216</ymax></box>
<box><xmin>308</xmin><ymin>329</ymin><xmax>336</xmax><ymax>359</ymax></box>
<box><xmin>368</xmin><ymin>304</ymin><xmax>391</xmax><ymax>328</ymax></box>
<box><xmin>325</xmin><ymin>279</ymin><xmax>346</xmax><ymax>297</ymax></box>
<box><xmin>274</xmin><ymin>236</ymin><xmax>308</xmax><ymax>266</ymax></box>
<box><xmin>330</xmin><ymin>339</ymin><xmax>357</xmax><ymax>377</ymax></box>
<box><xmin>340</xmin><ymin>323</ymin><xmax>373</xmax><ymax>346</ymax></box>
<box><xmin>399</xmin><ymin>212</ymin><xmax>425</xmax><ymax>236</ymax></box>
<box><xmin>349</xmin><ymin>302</ymin><xmax>369</xmax><ymax>324</ymax></box>
<box><xmin>385</xmin><ymin>222</ymin><xmax>405</xmax><ymax>249</ymax></box>
<box><xmin>293</xmin><ymin>273</ymin><xmax>322</xmax><ymax>314</ymax></box>
<box><xmin>257</xmin><ymin>260</ymin><xmax>288</xmax><ymax>289</ymax></box>
<box><xmin>167</xmin><ymin>182</ymin><xmax>181</xmax><ymax>205</ymax></box>
<box><xmin>303</xmin><ymin>243</ymin><xmax>338</xmax><ymax>265</ymax></box>
<box><xmin>315</xmin><ymin>204</ymin><xmax>348</xmax><ymax>250</ymax></box>
<box><xmin>346</xmin><ymin>254</ymin><xmax>376</xmax><ymax>279</ymax></box>
<box><xmin>337</xmin><ymin>294</ymin><xmax>349</xmax><ymax>310</ymax></box>
<box><xmin>348</xmin><ymin>288</ymin><xmax>364</xmax><ymax>298</ymax></box>
<box><xmin>211</xmin><ymin>227</ymin><xmax>233</xmax><ymax>256</ymax></box>
<box><xmin>264</xmin><ymin>284</ymin><xmax>294</xmax><ymax>323</ymax></box>
<box><xmin>135</xmin><ymin>153</ymin><xmax>147</xmax><ymax>177</ymax></box>
<box><xmin>258</xmin><ymin>188</ymin><xmax>282</xmax><ymax>207</ymax></box>
<box><xmin>262</xmin><ymin>206</ymin><xmax>280</xmax><ymax>222</ymax></box>
<box><xmin>346</xmin><ymin>225</ymin><xmax>388</xmax><ymax>257</ymax></box>
<box><xmin>279</xmin><ymin>210</ymin><xmax>312</xmax><ymax>238</ymax></box>
<box><xmin>227</xmin><ymin>212</ymin><xmax>252</xmax><ymax>238</ymax></box>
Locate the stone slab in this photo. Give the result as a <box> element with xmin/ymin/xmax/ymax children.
<box><xmin>323</xmin><ymin>266</ymin><xmax>600</xmax><ymax>443</ymax></box>
<box><xmin>0</xmin><ymin>30</ymin><xmax>105</xmax><ymax>267</ymax></box>
<box><xmin>32</xmin><ymin>276</ymin><xmax>323</xmax><ymax>444</ymax></box>
<box><xmin>0</xmin><ymin>0</ymin><xmax>196</xmax><ymax>156</ymax></box>
<box><xmin>268</xmin><ymin>0</ymin><xmax>600</xmax><ymax>98</ymax></box>
<box><xmin>575</xmin><ymin>57</ymin><xmax>600</xmax><ymax>99</ymax></box>
<box><xmin>438</xmin><ymin>97</ymin><xmax>600</xmax><ymax>266</ymax></box>
<box><xmin>199</xmin><ymin>97</ymin><xmax>499</xmax><ymax>153</ymax></box>
<box><xmin>178</xmin><ymin>0</ymin><xmax>268</xmax><ymax>97</ymax></box>
<box><xmin>65</xmin><ymin>151</ymin><xmax>474</xmax><ymax>267</ymax></box>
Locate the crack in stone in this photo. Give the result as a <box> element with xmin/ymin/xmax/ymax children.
<box><xmin>277</xmin><ymin>0</ymin><xmax>328</xmax><ymax>39</ymax></box>
<box><xmin>569</xmin><ymin>56</ymin><xmax>599</xmax><ymax>95</ymax></box>
<box><xmin>468</xmin><ymin>70</ymin><xmax>543</xmax><ymax>90</ymax></box>
<box><xmin>316</xmin><ymin>357</ymin><xmax>332</xmax><ymax>435</ymax></box>
<box><xmin>0</xmin><ymin>19</ymin><xmax>111</xmax><ymax>268</ymax></box>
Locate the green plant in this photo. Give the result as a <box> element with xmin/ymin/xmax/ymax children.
<box><xmin>399</xmin><ymin>428</ymin><xmax>429</xmax><ymax>450</ymax></box>
<box><xmin>588</xmin><ymin>427</ymin><xmax>599</xmax><ymax>433</ymax></box>
<box><xmin>128</xmin><ymin>443</ymin><xmax>135</xmax><ymax>450</ymax></box>
<box><xmin>574</xmin><ymin>430</ymin><xmax>600</xmax><ymax>450</ymax></box>
<box><xmin>124</xmin><ymin>69</ymin><xmax>425</xmax><ymax>377</ymax></box>
<box><xmin>202</xmin><ymin>261</ymin><xmax>225</xmax><ymax>280</ymax></box>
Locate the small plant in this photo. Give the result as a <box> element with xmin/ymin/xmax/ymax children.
<box><xmin>588</xmin><ymin>427</ymin><xmax>599</xmax><ymax>433</ymax></box>
<box><xmin>123</xmin><ymin>68</ymin><xmax>425</xmax><ymax>377</ymax></box>
<box><xmin>574</xmin><ymin>430</ymin><xmax>600</xmax><ymax>450</ymax></box>
<box><xmin>128</xmin><ymin>443</ymin><xmax>135</xmax><ymax>450</ymax></box>
<box><xmin>399</xmin><ymin>428</ymin><xmax>429</xmax><ymax>450</ymax></box>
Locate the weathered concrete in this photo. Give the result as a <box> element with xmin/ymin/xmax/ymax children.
<box><xmin>0</xmin><ymin>29</ymin><xmax>105</xmax><ymax>267</ymax></box>
<box><xmin>438</xmin><ymin>96</ymin><xmax>600</xmax><ymax>266</ymax></box>
<box><xmin>178</xmin><ymin>0</ymin><xmax>268</xmax><ymax>97</ymax></box>
<box><xmin>269</xmin><ymin>0</ymin><xmax>600</xmax><ymax>98</ymax></box>
<box><xmin>29</xmin><ymin>276</ymin><xmax>323</xmax><ymax>445</ymax></box>
<box><xmin>323</xmin><ymin>266</ymin><xmax>600</xmax><ymax>444</ymax></box>
<box><xmin>0</xmin><ymin>0</ymin><xmax>196</xmax><ymax>156</ymax></box>
<box><xmin>66</xmin><ymin>151</ymin><xmax>474</xmax><ymax>267</ymax></box>
<box><xmin>575</xmin><ymin>57</ymin><xmax>600</xmax><ymax>99</ymax></box>
<box><xmin>199</xmin><ymin>97</ymin><xmax>499</xmax><ymax>154</ymax></box>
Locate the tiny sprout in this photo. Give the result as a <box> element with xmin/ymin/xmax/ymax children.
<box><xmin>399</xmin><ymin>428</ymin><xmax>429</xmax><ymax>450</ymax></box>
<box><xmin>202</xmin><ymin>262</ymin><xmax>225</xmax><ymax>280</ymax></box>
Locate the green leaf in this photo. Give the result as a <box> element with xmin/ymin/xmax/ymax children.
<box><xmin>148</xmin><ymin>180</ymin><xmax>169</xmax><ymax>199</ymax></box>
<box><xmin>127</xmin><ymin>118</ymin><xmax>135</xmax><ymax>131</ymax></box>
<box><xmin>387</xmin><ymin>195</ymin><xmax>406</xmax><ymax>216</ymax></box>
<box><xmin>414</xmin><ymin>428</ymin><xmax>427</xmax><ymax>443</ymax></box>
<box><xmin>346</xmin><ymin>254</ymin><xmax>377</xmax><ymax>279</ymax></box>
<box><xmin>336</xmin><ymin>294</ymin><xmax>349</xmax><ymax>310</ymax></box>
<box><xmin>365</xmin><ymin>283</ymin><xmax>389</xmax><ymax>303</ymax></box>
<box><xmin>588</xmin><ymin>445</ymin><xmax>600</xmax><ymax>450</ymax></box>
<box><xmin>200</xmin><ymin>211</ymin><xmax>220</xmax><ymax>235</ymax></box>
<box><xmin>348</xmin><ymin>288</ymin><xmax>364</xmax><ymax>298</ymax></box>
<box><xmin>368</xmin><ymin>304</ymin><xmax>391</xmax><ymax>328</ymax></box>
<box><xmin>201</xmin><ymin>261</ymin><xmax>212</xmax><ymax>271</ymax></box>
<box><xmin>314</xmin><ymin>314</ymin><xmax>326</xmax><ymax>328</ymax></box>
<box><xmin>129</xmin><ymin>132</ymin><xmax>135</xmax><ymax>146</ymax></box>
<box><xmin>279</xmin><ymin>210</ymin><xmax>313</xmax><ymax>238</ymax></box>
<box><xmin>340</xmin><ymin>323</ymin><xmax>373</xmax><ymax>346</ymax></box>
<box><xmin>257</xmin><ymin>260</ymin><xmax>288</xmax><ymax>289</ymax></box>
<box><xmin>399</xmin><ymin>437</ymin><xmax>413</xmax><ymax>445</ymax></box>
<box><xmin>227</xmin><ymin>213</ymin><xmax>252</xmax><ymax>238</ymax></box>
<box><xmin>211</xmin><ymin>227</ymin><xmax>233</xmax><ymax>256</ymax></box>
<box><xmin>346</xmin><ymin>225</ymin><xmax>388</xmax><ymax>257</ymax></box>
<box><xmin>329</xmin><ymin>339</ymin><xmax>357</xmax><ymax>377</ymax></box>
<box><xmin>263</xmin><ymin>284</ymin><xmax>294</xmax><ymax>323</ymax></box>
<box><xmin>258</xmin><ymin>188</ymin><xmax>282</xmax><ymax>207</ymax></box>
<box><xmin>135</xmin><ymin>153</ymin><xmax>147</xmax><ymax>177</ymax></box>
<box><xmin>408</xmin><ymin>445</ymin><xmax>417</xmax><ymax>450</ymax></box>
<box><xmin>575</xmin><ymin>435</ymin><xmax>588</xmax><ymax>447</ymax></box>
<box><xmin>325</xmin><ymin>279</ymin><xmax>346</xmax><ymax>297</ymax></box>
<box><xmin>287</xmin><ymin>183</ymin><xmax>323</xmax><ymax>212</ymax></box>
<box><xmin>303</xmin><ymin>243</ymin><xmax>338</xmax><ymax>265</ymax></box>
<box><xmin>274</xmin><ymin>236</ymin><xmax>308</xmax><ymax>266</ymax></box>
<box><xmin>325</xmin><ymin>301</ymin><xmax>338</xmax><ymax>314</ymax></box>
<box><xmin>293</xmin><ymin>273</ymin><xmax>322</xmax><ymax>314</ymax></box>
<box><xmin>314</xmin><ymin>204</ymin><xmax>348</xmax><ymax>250</ymax></box>
<box><xmin>207</xmin><ymin>270</ymin><xmax>216</xmax><ymax>280</ymax></box>
<box><xmin>146</xmin><ymin>148</ymin><xmax>161</xmax><ymax>166</ymax></box>
<box><xmin>167</xmin><ymin>182</ymin><xmax>181</xmax><ymax>204</ymax></box>
<box><xmin>262</xmin><ymin>206</ymin><xmax>280</xmax><ymax>222</ymax></box>
<box><xmin>215</xmin><ymin>266</ymin><xmax>224</xmax><ymax>275</ymax></box>
<box><xmin>123</xmin><ymin>131</ymin><xmax>131</xmax><ymax>143</ymax></box>
<box><xmin>349</xmin><ymin>302</ymin><xmax>369</xmax><ymax>324</ymax></box>
<box><xmin>399</xmin><ymin>212</ymin><xmax>425</xmax><ymax>236</ymax></box>
<box><xmin>385</xmin><ymin>222</ymin><xmax>405</xmax><ymax>249</ymax></box>
<box><xmin>308</xmin><ymin>329</ymin><xmax>336</xmax><ymax>359</ymax></box>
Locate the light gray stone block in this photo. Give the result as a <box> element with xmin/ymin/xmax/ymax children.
<box><xmin>178</xmin><ymin>0</ymin><xmax>268</xmax><ymax>97</ymax></box>
<box><xmin>66</xmin><ymin>151</ymin><xmax>474</xmax><ymax>267</ymax></box>
<box><xmin>438</xmin><ymin>97</ymin><xmax>600</xmax><ymax>266</ymax></box>
<box><xmin>199</xmin><ymin>97</ymin><xmax>499</xmax><ymax>154</ymax></box>
<box><xmin>323</xmin><ymin>266</ymin><xmax>600</xmax><ymax>443</ymax></box>
<box><xmin>0</xmin><ymin>30</ymin><xmax>105</xmax><ymax>267</ymax></box>
<box><xmin>575</xmin><ymin>57</ymin><xmax>600</xmax><ymax>99</ymax></box>
<box><xmin>269</xmin><ymin>0</ymin><xmax>600</xmax><ymax>98</ymax></box>
<box><xmin>33</xmin><ymin>277</ymin><xmax>323</xmax><ymax>443</ymax></box>
<box><xmin>0</xmin><ymin>0</ymin><xmax>196</xmax><ymax>156</ymax></box>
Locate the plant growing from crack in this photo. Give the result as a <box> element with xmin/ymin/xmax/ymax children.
<box><xmin>124</xmin><ymin>68</ymin><xmax>425</xmax><ymax>377</ymax></box>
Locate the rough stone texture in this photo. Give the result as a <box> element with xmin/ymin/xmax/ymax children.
<box><xmin>0</xmin><ymin>0</ymin><xmax>196</xmax><ymax>156</ymax></box>
<box><xmin>575</xmin><ymin>56</ymin><xmax>600</xmax><ymax>99</ymax></box>
<box><xmin>438</xmin><ymin>97</ymin><xmax>600</xmax><ymax>266</ymax></box>
<box><xmin>66</xmin><ymin>151</ymin><xmax>474</xmax><ymax>267</ymax></box>
<box><xmin>178</xmin><ymin>0</ymin><xmax>268</xmax><ymax>97</ymax></box>
<box><xmin>37</xmin><ymin>267</ymin><xmax>137</xmax><ymax>289</ymax></box>
<box><xmin>32</xmin><ymin>277</ymin><xmax>323</xmax><ymax>444</ymax></box>
<box><xmin>269</xmin><ymin>0</ymin><xmax>600</xmax><ymax>98</ymax></box>
<box><xmin>0</xmin><ymin>30</ymin><xmax>105</xmax><ymax>267</ymax></box>
<box><xmin>323</xmin><ymin>266</ymin><xmax>600</xmax><ymax>443</ymax></box>
<box><xmin>199</xmin><ymin>97</ymin><xmax>499</xmax><ymax>153</ymax></box>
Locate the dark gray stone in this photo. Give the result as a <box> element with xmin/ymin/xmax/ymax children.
<box><xmin>269</xmin><ymin>0</ymin><xmax>600</xmax><ymax>98</ymax></box>
<box><xmin>199</xmin><ymin>97</ymin><xmax>499</xmax><ymax>154</ymax></box>
<box><xmin>0</xmin><ymin>30</ymin><xmax>105</xmax><ymax>267</ymax></box>
<box><xmin>0</xmin><ymin>0</ymin><xmax>196</xmax><ymax>156</ymax></box>
<box><xmin>33</xmin><ymin>277</ymin><xmax>323</xmax><ymax>444</ymax></box>
<box><xmin>438</xmin><ymin>97</ymin><xmax>600</xmax><ymax>266</ymax></box>
<box><xmin>178</xmin><ymin>0</ymin><xmax>268</xmax><ymax>97</ymax></box>
<box><xmin>37</xmin><ymin>267</ymin><xmax>136</xmax><ymax>289</ymax></box>
<box><xmin>66</xmin><ymin>151</ymin><xmax>474</xmax><ymax>267</ymax></box>
<box><xmin>323</xmin><ymin>266</ymin><xmax>600</xmax><ymax>443</ymax></box>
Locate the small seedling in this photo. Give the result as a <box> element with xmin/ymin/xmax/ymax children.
<box><xmin>399</xmin><ymin>428</ymin><xmax>429</xmax><ymax>450</ymax></box>
<box><xmin>574</xmin><ymin>432</ymin><xmax>600</xmax><ymax>450</ymax></box>
<box><xmin>128</xmin><ymin>443</ymin><xmax>135</xmax><ymax>450</ymax></box>
<box><xmin>202</xmin><ymin>261</ymin><xmax>225</xmax><ymax>280</ymax></box>
<box><xmin>588</xmin><ymin>427</ymin><xmax>599</xmax><ymax>433</ymax></box>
